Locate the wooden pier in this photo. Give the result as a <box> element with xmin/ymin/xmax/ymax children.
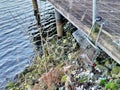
<box><xmin>48</xmin><ymin>0</ymin><xmax>120</xmax><ymax>64</ymax></box>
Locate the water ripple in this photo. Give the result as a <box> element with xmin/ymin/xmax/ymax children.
<box><xmin>0</xmin><ymin>0</ymin><xmax>35</xmax><ymax>89</ymax></box>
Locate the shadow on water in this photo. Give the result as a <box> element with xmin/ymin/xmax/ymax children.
<box><xmin>28</xmin><ymin>0</ymin><xmax>56</xmax><ymax>50</ymax></box>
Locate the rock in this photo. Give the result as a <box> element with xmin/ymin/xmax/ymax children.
<box><xmin>112</xmin><ymin>74</ymin><xmax>117</xmax><ymax>79</ymax></box>
<box><xmin>92</xmin><ymin>86</ymin><xmax>99</xmax><ymax>90</ymax></box>
<box><xmin>28</xmin><ymin>87</ymin><xmax>32</xmax><ymax>90</ymax></box>
<box><xmin>88</xmin><ymin>73</ymin><xmax>94</xmax><ymax>79</ymax></box>
<box><xmin>59</xmin><ymin>87</ymin><xmax>64</xmax><ymax>90</ymax></box>
<box><xmin>63</xmin><ymin>39</ymin><xmax>67</xmax><ymax>43</ymax></box>
<box><xmin>75</xmin><ymin>86</ymin><xmax>82</xmax><ymax>90</ymax></box>
<box><xmin>71</xmin><ymin>70</ymin><xmax>76</xmax><ymax>75</ymax></box>
<box><xmin>77</xmin><ymin>71</ymin><xmax>90</xmax><ymax>77</ymax></box>
<box><xmin>95</xmin><ymin>65</ymin><xmax>108</xmax><ymax>75</ymax></box>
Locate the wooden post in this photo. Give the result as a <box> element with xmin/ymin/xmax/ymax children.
<box><xmin>32</xmin><ymin>0</ymin><xmax>40</xmax><ymax>26</ymax></box>
<box><xmin>55</xmin><ymin>10</ymin><xmax>63</xmax><ymax>37</ymax></box>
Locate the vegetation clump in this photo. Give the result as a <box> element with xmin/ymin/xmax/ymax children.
<box><xmin>6</xmin><ymin>34</ymin><xmax>79</xmax><ymax>90</ymax></box>
<box><xmin>105</xmin><ymin>82</ymin><xmax>118</xmax><ymax>90</ymax></box>
<box><xmin>6</xmin><ymin>32</ymin><xmax>120</xmax><ymax>90</ymax></box>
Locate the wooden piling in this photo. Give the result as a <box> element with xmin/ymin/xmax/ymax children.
<box><xmin>32</xmin><ymin>0</ymin><xmax>40</xmax><ymax>26</ymax></box>
<box><xmin>55</xmin><ymin>10</ymin><xmax>63</xmax><ymax>37</ymax></box>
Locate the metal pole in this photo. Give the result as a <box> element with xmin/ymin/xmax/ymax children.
<box><xmin>92</xmin><ymin>0</ymin><xmax>98</xmax><ymax>25</ymax></box>
<box><xmin>32</xmin><ymin>0</ymin><xmax>40</xmax><ymax>26</ymax></box>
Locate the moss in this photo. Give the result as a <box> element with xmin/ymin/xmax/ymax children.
<box><xmin>105</xmin><ymin>82</ymin><xmax>118</xmax><ymax>90</ymax></box>
<box><xmin>111</xmin><ymin>66</ymin><xmax>120</xmax><ymax>74</ymax></box>
<box><xmin>61</xmin><ymin>75</ymin><xmax>67</xmax><ymax>82</ymax></box>
<box><xmin>94</xmin><ymin>24</ymin><xmax>100</xmax><ymax>33</ymax></box>
<box><xmin>79</xmin><ymin>76</ymin><xmax>87</xmax><ymax>83</ymax></box>
<box><xmin>116</xmin><ymin>79</ymin><xmax>120</xmax><ymax>84</ymax></box>
<box><xmin>6</xmin><ymin>82</ymin><xmax>14</xmax><ymax>89</ymax></box>
<box><xmin>99</xmin><ymin>79</ymin><xmax>106</xmax><ymax>86</ymax></box>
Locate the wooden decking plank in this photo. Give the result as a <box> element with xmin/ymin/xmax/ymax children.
<box><xmin>48</xmin><ymin>0</ymin><xmax>120</xmax><ymax>64</ymax></box>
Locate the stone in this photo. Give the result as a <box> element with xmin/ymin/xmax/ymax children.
<box><xmin>95</xmin><ymin>65</ymin><xmax>108</xmax><ymax>72</ymax></box>
<box><xmin>59</xmin><ymin>87</ymin><xmax>64</xmax><ymax>90</ymax></box>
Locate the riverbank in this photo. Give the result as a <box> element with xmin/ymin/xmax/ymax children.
<box><xmin>6</xmin><ymin>32</ymin><xmax>120</xmax><ymax>90</ymax></box>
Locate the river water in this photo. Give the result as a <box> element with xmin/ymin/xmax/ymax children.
<box><xmin>0</xmin><ymin>0</ymin><xmax>55</xmax><ymax>89</ymax></box>
<box><xmin>0</xmin><ymin>0</ymin><xmax>39</xmax><ymax>89</ymax></box>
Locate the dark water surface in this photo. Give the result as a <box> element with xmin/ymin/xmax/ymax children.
<box><xmin>0</xmin><ymin>0</ymin><xmax>35</xmax><ymax>89</ymax></box>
